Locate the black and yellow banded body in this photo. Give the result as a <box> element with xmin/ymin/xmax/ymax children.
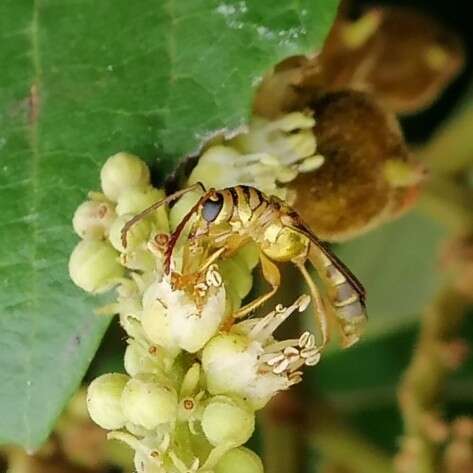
<box><xmin>123</xmin><ymin>184</ymin><xmax>367</xmax><ymax>348</ymax></box>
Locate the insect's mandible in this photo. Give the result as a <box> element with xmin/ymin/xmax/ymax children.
<box><xmin>121</xmin><ymin>183</ymin><xmax>367</xmax><ymax>349</ymax></box>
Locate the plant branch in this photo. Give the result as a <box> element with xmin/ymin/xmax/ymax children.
<box><xmin>397</xmin><ymin>286</ymin><xmax>471</xmax><ymax>473</ymax></box>
<box><xmin>417</xmin><ymin>103</ymin><xmax>473</xmax><ymax>176</ymax></box>
<box><xmin>264</xmin><ymin>390</ymin><xmax>395</xmax><ymax>473</ymax></box>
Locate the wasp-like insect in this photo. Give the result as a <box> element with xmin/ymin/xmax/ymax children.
<box><xmin>122</xmin><ymin>183</ymin><xmax>367</xmax><ymax>348</ymax></box>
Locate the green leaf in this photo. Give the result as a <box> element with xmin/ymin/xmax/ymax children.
<box><xmin>0</xmin><ymin>0</ymin><xmax>339</xmax><ymax>450</ymax></box>
<box><xmin>335</xmin><ymin>209</ymin><xmax>448</xmax><ymax>339</ymax></box>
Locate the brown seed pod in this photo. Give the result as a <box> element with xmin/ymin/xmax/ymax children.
<box><xmin>289</xmin><ymin>90</ymin><xmax>423</xmax><ymax>241</ymax></box>
<box><xmin>319</xmin><ymin>6</ymin><xmax>464</xmax><ymax>114</ymax></box>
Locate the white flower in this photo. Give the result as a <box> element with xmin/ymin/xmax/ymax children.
<box><xmin>188</xmin><ymin>112</ymin><xmax>324</xmax><ymax>200</ymax></box>
<box><xmin>142</xmin><ymin>265</ymin><xmax>226</xmax><ymax>353</ymax></box>
<box><xmin>202</xmin><ymin>295</ymin><xmax>320</xmax><ymax>408</ymax></box>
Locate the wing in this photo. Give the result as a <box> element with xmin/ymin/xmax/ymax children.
<box><xmin>289</xmin><ymin>217</ymin><xmax>366</xmax><ymax>305</ymax></box>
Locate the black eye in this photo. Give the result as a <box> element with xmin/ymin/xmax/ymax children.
<box><xmin>202</xmin><ymin>194</ymin><xmax>223</xmax><ymax>222</ymax></box>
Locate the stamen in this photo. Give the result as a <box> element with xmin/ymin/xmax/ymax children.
<box><xmin>304</xmin><ymin>353</ymin><xmax>321</xmax><ymax>366</ymax></box>
<box><xmin>273</xmin><ymin>358</ymin><xmax>290</xmax><ymax>374</ymax></box>
<box><xmin>206</xmin><ymin>264</ymin><xmax>223</xmax><ymax>288</ymax></box>
<box><xmin>283</xmin><ymin>346</ymin><xmax>299</xmax><ymax>356</ymax></box>
<box><xmin>266</xmin><ymin>354</ymin><xmax>285</xmax><ymax>366</ymax></box>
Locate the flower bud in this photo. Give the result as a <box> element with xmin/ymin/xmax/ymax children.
<box><xmin>100</xmin><ymin>152</ymin><xmax>150</xmax><ymax>201</ymax></box>
<box><xmin>235</xmin><ymin>242</ymin><xmax>260</xmax><ymax>271</ymax></box>
<box><xmin>141</xmin><ymin>299</ymin><xmax>176</xmax><ymax>352</ymax></box>
<box><xmin>69</xmin><ymin>240</ymin><xmax>124</xmax><ymax>293</ymax></box>
<box><xmin>123</xmin><ymin>340</ymin><xmax>165</xmax><ymax>377</ymax></box>
<box><xmin>168</xmin><ymin>189</ymin><xmax>203</xmax><ymax>231</ymax></box>
<box><xmin>109</xmin><ymin>214</ymin><xmax>152</xmax><ymax>252</ymax></box>
<box><xmin>215</xmin><ymin>447</ymin><xmax>264</xmax><ymax>473</ymax></box>
<box><xmin>218</xmin><ymin>258</ymin><xmax>252</xmax><ymax>300</ymax></box>
<box><xmin>202</xmin><ymin>396</ymin><xmax>255</xmax><ymax>447</ymax></box>
<box><xmin>72</xmin><ymin>200</ymin><xmax>116</xmax><ymax>240</ymax></box>
<box><xmin>121</xmin><ymin>374</ymin><xmax>178</xmax><ymax>429</ymax></box>
<box><xmin>202</xmin><ymin>333</ymin><xmax>257</xmax><ymax>396</ymax></box>
<box><xmin>87</xmin><ymin>373</ymin><xmax>129</xmax><ymax>429</ymax></box>
<box><xmin>188</xmin><ymin>146</ymin><xmax>242</xmax><ymax>190</ymax></box>
<box><xmin>134</xmin><ymin>450</ymin><xmax>162</xmax><ymax>473</ymax></box>
<box><xmin>116</xmin><ymin>187</ymin><xmax>168</xmax><ymax>232</ymax></box>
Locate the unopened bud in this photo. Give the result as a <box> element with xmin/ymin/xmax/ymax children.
<box><xmin>121</xmin><ymin>374</ymin><xmax>178</xmax><ymax>429</ymax></box>
<box><xmin>87</xmin><ymin>373</ymin><xmax>129</xmax><ymax>429</ymax></box>
<box><xmin>123</xmin><ymin>340</ymin><xmax>164</xmax><ymax>377</ymax></box>
<box><xmin>215</xmin><ymin>447</ymin><xmax>264</xmax><ymax>473</ymax></box>
<box><xmin>168</xmin><ymin>189</ymin><xmax>203</xmax><ymax>231</ymax></box>
<box><xmin>72</xmin><ymin>200</ymin><xmax>116</xmax><ymax>240</ymax></box>
<box><xmin>100</xmin><ymin>152</ymin><xmax>150</xmax><ymax>201</ymax></box>
<box><xmin>202</xmin><ymin>333</ymin><xmax>255</xmax><ymax>395</ymax></box>
<box><xmin>202</xmin><ymin>396</ymin><xmax>255</xmax><ymax>447</ymax></box>
<box><xmin>218</xmin><ymin>258</ymin><xmax>252</xmax><ymax>299</ymax></box>
<box><xmin>109</xmin><ymin>214</ymin><xmax>151</xmax><ymax>252</ymax></box>
<box><xmin>141</xmin><ymin>299</ymin><xmax>176</xmax><ymax>352</ymax></box>
<box><xmin>116</xmin><ymin>187</ymin><xmax>167</xmax><ymax>232</ymax></box>
<box><xmin>69</xmin><ymin>240</ymin><xmax>124</xmax><ymax>293</ymax></box>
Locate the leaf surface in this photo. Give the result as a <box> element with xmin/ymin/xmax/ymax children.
<box><xmin>0</xmin><ymin>0</ymin><xmax>339</xmax><ymax>449</ymax></box>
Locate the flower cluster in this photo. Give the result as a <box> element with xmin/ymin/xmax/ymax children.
<box><xmin>188</xmin><ymin>111</ymin><xmax>323</xmax><ymax>202</ymax></box>
<box><xmin>69</xmin><ymin>147</ymin><xmax>321</xmax><ymax>472</ymax></box>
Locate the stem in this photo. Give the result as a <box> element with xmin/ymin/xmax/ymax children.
<box><xmin>263</xmin><ymin>391</ymin><xmax>395</xmax><ymax>473</ymax></box>
<box><xmin>397</xmin><ymin>286</ymin><xmax>471</xmax><ymax>473</ymax></box>
<box><xmin>418</xmin><ymin>178</ymin><xmax>473</xmax><ymax>233</ymax></box>
<box><xmin>418</xmin><ymin>103</ymin><xmax>473</xmax><ymax>176</ymax></box>
<box><xmin>260</xmin><ymin>394</ymin><xmax>303</xmax><ymax>473</ymax></box>
<box><xmin>309</xmin><ymin>401</ymin><xmax>396</xmax><ymax>473</ymax></box>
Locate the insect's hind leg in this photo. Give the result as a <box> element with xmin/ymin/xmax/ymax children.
<box><xmin>292</xmin><ymin>258</ymin><xmax>330</xmax><ymax>349</ymax></box>
<box><xmin>307</xmin><ymin>246</ymin><xmax>367</xmax><ymax>348</ymax></box>
<box><xmin>233</xmin><ymin>253</ymin><xmax>280</xmax><ymax>319</ymax></box>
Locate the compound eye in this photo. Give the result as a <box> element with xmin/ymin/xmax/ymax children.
<box><xmin>201</xmin><ymin>194</ymin><xmax>223</xmax><ymax>222</ymax></box>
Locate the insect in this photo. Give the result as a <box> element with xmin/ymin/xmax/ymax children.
<box><xmin>122</xmin><ymin>183</ymin><xmax>367</xmax><ymax>348</ymax></box>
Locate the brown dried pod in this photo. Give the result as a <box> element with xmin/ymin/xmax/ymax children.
<box><xmin>319</xmin><ymin>6</ymin><xmax>464</xmax><ymax>114</ymax></box>
<box><xmin>289</xmin><ymin>90</ymin><xmax>424</xmax><ymax>241</ymax></box>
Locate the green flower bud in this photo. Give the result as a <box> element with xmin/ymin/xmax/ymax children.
<box><xmin>141</xmin><ymin>299</ymin><xmax>176</xmax><ymax>352</ymax></box>
<box><xmin>100</xmin><ymin>152</ymin><xmax>150</xmax><ymax>202</ymax></box>
<box><xmin>215</xmin><ymin>447</ymin><xmax>264</xmax><ymax>473</ymax></box>
<box><xmin>87</xmin><ymin>373</ymin><xmax>129</xmax><ymax>429</ymax></box>
<box><xmin>235</xmin><ymin>242</ymin><xmax>260</xmax><ymax>271</ymax></box>
<box><xmin>218</xmin><ymin>258</ymin><xmax>252</xmax><ymax>299</ymax></box>
<box><xmin>168</xmin><ymin>189</ymin><xmax>203</xmax><ymax>231</ymax></box>
<box><xmin>116</xmin><ymin>187</ymin><xmax>167</xmax><ymax>230</ymax></box>
<box><xmin>109</xmin><ymin>214</ymin><xmax>151</xmax><ymax>252</ymax></box>
<box><xmin>121</xmin><ymin>374</ymin><xmax>178</xmax><ymax>429</ymax></box>
<box><xmin>202</xmin><ymin>333</ymin><xmax>255</xmax><ymax>396</ymax></box>
<box><xmin>72</xmin><ymin>200</ymin><xmax>116</xmax><ymax>240</ymax></box>
<box><xmin>202</xmin><ymin>396</ymin><xmax>255</xmax><ymax>447</ymax></box>
<box><xmin>69</xmin><ymin>240</ymin><xmax>124</xmax><ymax>293</ymax></box>
<box><xmin>134</xmin><ymin>450</ymin><xmax>162</xmax><ymax>473</ymax></box>
<box><xmin>123</xmin><ymin>340</ymin><xmax>165</xmax><ymax>377</ymax></box>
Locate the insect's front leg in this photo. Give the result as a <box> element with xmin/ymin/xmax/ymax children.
<box><xmin>233</xmin><ymin>253</ymin><xmax>280</xmax><ymax>319</ymax></box>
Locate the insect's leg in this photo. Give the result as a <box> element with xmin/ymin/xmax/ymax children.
<box><xmin>233</xmin><ymin>253</ymin><xmax>280</xmax><ymax>319</ymax></box>
<box><xmin>198</xmin><ymin>247</ymin><xmax>227</xmax><ymax>273</ymax></box>
<box><xmin>307</xmin><ymin>246</ymin><xmax>366</xmax><ymax>348</ymax></box>
<box><xmin>292</xmin><ymin>258</ymin><xmax>329</xmax><ymax>349</ymax></box>
<box><xmin>121</xmin><ymin>182</ymin><xmax>205</xmax><ymax>248</ymax></box>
